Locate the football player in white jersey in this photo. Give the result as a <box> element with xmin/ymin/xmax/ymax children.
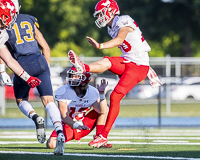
<box><xmin>46</xmin><ymin>66</ymin><xmax>111</xmax><ymax>149</ymax></box>
<box><xmin>0</xmin><ymin>0</ymin><xmax>40</xmax><ymax>88</ymax></box>
<box><xmin>68</xmin><ymin>0</ymin><xmax>162</xmax><ymax>148</ymax></box>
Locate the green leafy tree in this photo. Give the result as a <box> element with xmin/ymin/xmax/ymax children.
<box><xmin>18</xmin><ymin>0</ymin><xmax>200</xmax><ymax>57</ymax></box>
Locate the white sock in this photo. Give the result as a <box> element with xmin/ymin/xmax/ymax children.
<box><xmin>45</xmin><ymin>102</ymin><xmax>62</xmax><ymax>131</ymax></box>
<box><xmin>18</xmin><ymin>101</ymin><xmax>35</xmax><ymax>118</ymax></box>
<box><xmin>29</xmin><ymin>112</ymin><xmax>37</xmax><ymax>119</ymax></box>
<box><xmin>54</xmin><ymin>122</ymin><xmax>63</xmax><ymax>132</ymax></box>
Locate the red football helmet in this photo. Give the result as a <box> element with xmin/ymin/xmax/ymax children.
<box><xmin>67</xmin><ymin>66</ymin><xmax>92</xmax><ymax>87</ymax></box>
<box><xmin>0</xmin><ymin>0</ymin><xmax>16</xmax><ymax>29</ymax></box>
<box><xmin>93</xmin><ymin>0</ymin><xmax>120</xmax><ymax>28</ymax></box>
<box><xmin>11</xmin><ymin>0</ymin><xmax>20</xmax><ymax>14</ymax></box>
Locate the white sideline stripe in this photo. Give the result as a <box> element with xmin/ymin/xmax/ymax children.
<box><xmin>0</xmin><ymin>151</ymin><xmax>198</xmax><ymax>160</ymax></box>
<box><xmin>110</xmin><ymin>133</ymin><xmax>200</xmax><ymax>136</ymax></box>
<box><xmin>1</xmin><ymin>131</ymin><xmax>200</xmax><ymax>136</ymax></box>
<box><xmin>153</xmin><ymin>140</ymin><xmax>189</xmax><ymax>143</ymax></box>
<box><xmin>82</xmin><ymin>136</ymin><xmax>200</xmax><ymax>140</ymax></box>
<box><xmin>121</xmin><ymin>130</ymin><xmax>200</xmax><ymax>133</ymax></box>
<box><xmin>1</xmin><ymin>141</ymin><xmax>200</xmax><ymax>145</ymax></box>
<box><xmin>0</xmin><ymin>141</ymin><xmax>39</xmax><ymax>144</ymax></box>
<box><xmin>1</xmin><ymin>135</ymin><xmax>200</xmax><ymax>140</ymax></box>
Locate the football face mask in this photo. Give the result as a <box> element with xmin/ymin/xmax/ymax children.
<box><xmin>67</xmin><ymin>71</ymin><xmax>85</xmax><ymax>86</ymax></box>
<box><xmin>67</xmin><ymin>66</ymin><xmax>91</xmax><ymax>87</ymax></box>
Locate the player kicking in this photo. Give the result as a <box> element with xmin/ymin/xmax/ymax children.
<box><xmin>0</xmin><ymin>0</ymin><xmax>65</xmax><ymax>155</ymax></box>
<box><xmin>46</xmin><ymin>66</ymin><xmax>112</xmax><ymax>149</ymax></box>
<box><xmin>68</xmin><ymin>0</ymin><xmax>162</xmax><ymax>148</ymax></box>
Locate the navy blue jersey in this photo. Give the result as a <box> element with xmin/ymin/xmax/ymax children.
<box><xmin>5</xmin><ymin>14</ymin><xmax>53</xmax><ymax>98</ymax></box>
<box><xmin>6</xmin><ymin>14</ymin><xmax>41</xmax><ymax>59</ymax></box>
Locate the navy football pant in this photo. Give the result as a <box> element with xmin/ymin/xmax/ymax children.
<box><xmin>13</xmin><ymin>54</ymin><xmax>53</xmax><ymax>98</ymax></box>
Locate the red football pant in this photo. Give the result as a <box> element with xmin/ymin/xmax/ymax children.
<box><xmin>100</xmin><ymin>57</ymin><xmax>149</xmax><ymax>138</ymax></box>
<box><xmin>49</xmin><ymin>110</ymin><xmax>98</xmax><ymax>141</ymax></box>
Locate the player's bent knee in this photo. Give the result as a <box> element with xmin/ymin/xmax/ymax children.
<box><xmin>41</xmin><ymin>96</ymin><xmax>54</xmax><ymax>106</ymax></box>
<box><xmin>99</xmin><ymin>106</ymin><xmax>109</xmax><ymax>115</ymax></box>
<box><xmin>111</xmin><ymin>90</ymin><xmax>125</xmax><ymax>101</ymax></box>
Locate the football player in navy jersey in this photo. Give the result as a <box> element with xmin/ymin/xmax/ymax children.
<box><xmin>1</xmin><ymin>0</ymin><xmax>65</xmax><ymax>155</ymax></box>
<box><xmin>0</xmin><ymin>0</ymin><xmax>41</xmax><ymax>88</ymax></box>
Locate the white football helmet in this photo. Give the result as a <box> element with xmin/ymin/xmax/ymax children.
<box><xmin>11</xmin><ymin>0</ymin><xmax>20</xmax><ymax>14</ymax></box>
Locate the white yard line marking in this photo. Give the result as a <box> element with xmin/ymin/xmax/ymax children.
<box><xmin>153</xmin><ymin>140</ymin><xmax>189</xmax><ymax>143</ymax></box>
<box><xmin>1</xmin><ymin>135</ymin><xmax>200</xmax><ymax>140</ymax></box>
<box><xmin>0</xmin><ymin>151</ymin><xmax>198</xmax><ymax>160</ymax></box>
<box><xmin>83</xmin><ymin>136</ymin><xmax>200</xmax><ymax>140</ymax></box>
<box><xmin>110</xmin><ymin>132</ymin><xmax>200</xmax><ymax>136</ymax></box>
<box><xmin>0</xmin><ymin>136</ymin><xmax>37</xmax><ymax>139</ymax></box>
<box><xmin>1</xmin><ymin>131</ymin><xmax>200</xmax><ymax>136</ymax></box>
<box><xmin>0</xmin><ymin>141</ymin><xmax>39</xmax><ymax>144</ymax></box>
<box><xmin>1</xmin><ymin>141</ymin><xmax>200</xmax><ymax>145</ymax></box>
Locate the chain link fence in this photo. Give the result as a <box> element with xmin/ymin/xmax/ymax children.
<box><xmin>1</xmin><ymin>55</ymin><xmax>200</xmax><ymax>129</ymax></box>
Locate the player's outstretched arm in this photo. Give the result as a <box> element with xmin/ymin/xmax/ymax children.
<box><xmin>86</xmin><ymin>26</ymin><xmax>129</xmax><ymax>50</ymax></box>
<box><xmin>0</xmin><ymin>47</ymin><xmax>41</xmax><ymax>88</ymax></box>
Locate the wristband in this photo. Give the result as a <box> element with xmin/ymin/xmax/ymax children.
<box><xmin>18</xmin><ymin>70</ymin><xmax>31</xmax><ymax>82</ymax></box>
<box><xmin>98</xmin><ymin>43</ymin><xmax>104</xmax><ymax>50</ymax></box>
<box><xmin>100</xmin><ymin>93</ymin><xmax>106</xmax><ymax>100</ymax></box>
<box><xmin>0</xmin><ymin>63</ymin><xmax>5</xmax><ymax>73</ymax></box>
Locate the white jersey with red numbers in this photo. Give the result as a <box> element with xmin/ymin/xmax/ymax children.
<box><xmin>0</xmin><ymin>29</ymin><xmax>9</xmax><ymax>49</ymax></box>
<box><xmin>55</xmin><ymin>84</ymin><xmax>99</xmax><ymax>122</ymax></box>
<box><xmin>107</xmin><ymin>15</ymin><xmax>151</xmax><ymax>66</ymax></box>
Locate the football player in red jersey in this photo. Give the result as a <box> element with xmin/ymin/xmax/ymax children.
<box><xmin>68</xmin><ymin>0</ymin><xmax>162</xmax><ymax>148</ymax></box>
<box><xmin>46</xmin><ymin>66</ymin><xmax>112</xmax><ymax>149</ymax></box>
<box><xmin>0</xmin><ymin>0</ymin><xmax>40</xmax><ymax>88</ymax></box>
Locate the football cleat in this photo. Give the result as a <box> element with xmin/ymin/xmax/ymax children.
<box><xmin>89</xmin><ymin>134</ymin><xmax>107</xmax><ymax>148</ymax></box>
<box><xmin>54</xmin><ymin>133</ymin><xmax>65</xmax><ymax>155</ymax></box>
<box><xmin>68</xmin><ymin>50</ymin><xmax>86</xmax><ymax>73</ymax></box>
<box><xmin>35</xmin><ymin>116</ymin><xmax>46</xmax><ymax>143</ymax></box>
<box><xmin>99</xmin><ymin>143</ymin><xmax>112</xmax><ymax>148</ymax></box>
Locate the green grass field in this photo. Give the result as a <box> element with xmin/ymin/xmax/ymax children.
<box><xmin>0</xmin><ymin>128</ymin><xmax>200</xmax><ymax>160</ymax></box>
<box><xmin>1</xmin><ymin>100</ymin><xmax>200</xmax><ymax>159</ymax></box>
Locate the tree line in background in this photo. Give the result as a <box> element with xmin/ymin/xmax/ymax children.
<box><xmin>19</xmin><ymin>0</ymin><xmax>200</xmax><ymax>58</ymax></box>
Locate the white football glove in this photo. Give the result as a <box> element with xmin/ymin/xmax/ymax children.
<box><xmin>0</xmin><ymin>72</ymin><xmax>13</xmax><ymax>86</ymax></box>
<box><xmin>73</xmin><ymin>120</ymin><xmax>90</xmax><ymax>130</ymax></box>
<box><xmin>97</xmin><ymin>79</ymin><xmax>108</xmax><ymax>93</ymax></box>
